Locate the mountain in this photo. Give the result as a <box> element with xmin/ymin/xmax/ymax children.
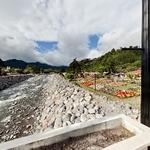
<box><xmin>4</xmin><ymin>59</ymin><xmax>27</xmax><ymax>69</ymax></box>
<box><xmin>4</xmin><ymin>59</ymin><xmax>67</xmax><ymax>71</ymax></box>
<box><xmin>0</xmin><ymin>59</ymin><xmax>5</xmax><ymax>67</ymax></box>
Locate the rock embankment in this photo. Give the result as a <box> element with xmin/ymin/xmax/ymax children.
<box><xmin>0</xmin><ymin>75</ymin><xmax>33</xmax><ymax>91</ymax></box>
<box><xmin>37</xmin><ymin>74</ymin><xmax>140</xmax><ymax>131</ymax></box>
<box><xmin>0</xmin><ymin>74</ymin><xmax>140</xmax><ymax>142</ymax></box>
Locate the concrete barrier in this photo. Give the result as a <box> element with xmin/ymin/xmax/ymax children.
<box><xmin>0</xmin><ymin>114</ymin><xmax>150</xmax><ymax>150</ymax></box>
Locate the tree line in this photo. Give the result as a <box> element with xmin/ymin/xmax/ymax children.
<box><xmin>66</xmin><ymin>48</ymin><xmax>141</xmax><ymax>79</ymax></box>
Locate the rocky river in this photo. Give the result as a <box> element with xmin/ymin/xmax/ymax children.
<box><xmin>0</xmin><ymin>74</ymin><xmax>140</xmax><ymax>143</ymax></box>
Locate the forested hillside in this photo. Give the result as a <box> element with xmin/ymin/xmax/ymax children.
<box><xmin>68</xmin><ymin>49</ymin><xmax>141</xmax><ymax>74</ymax></box>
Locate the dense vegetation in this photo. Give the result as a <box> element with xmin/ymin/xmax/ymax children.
<box><xmin>67</xmin><ymin>48</ymin><xmax>141</xmax><ymax>77</ymax></box>
<box><xmin>66</xmin><ymin>59</ymin><xmax>84</xmax><ymax>79</ymax></box>
<box><xmin>0</xmin><ymin>59</ymin><xmax>5</xmax><ymax>68</ymax></box>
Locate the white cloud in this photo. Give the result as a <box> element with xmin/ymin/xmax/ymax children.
<box><xmin>0</xmin><ymin>0</ymin><xmax>142</xmax><ymax>65</ymax></box>
<box><xmin>87</xmin><ymin>49</ymin><xmax>102</xmax><ymax>59</ymax></box>
<box><xmin>0</xmin><ymin>36</ymin><xmax>39</xmax><ymax>62</ymax></box>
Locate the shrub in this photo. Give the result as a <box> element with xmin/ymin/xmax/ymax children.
<box><xmin>24</xmin><ymin>65</ymin><xmax>40</xmax><ymax>74</ymax></box>
<box><xmin>65</xmin><ymin>73</ymin><xmax>74</xmax><ymax>80</ymax></box>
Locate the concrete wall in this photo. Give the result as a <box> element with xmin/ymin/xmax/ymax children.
<box><xmin>0</xmin><ymin>75</ymin><xmax>33</xmax><ymax>91</ymax></box>
<box><xmin>0</xmin><ymin>114</ymin><xmax>150</xmax><ymax>150</ymax></box>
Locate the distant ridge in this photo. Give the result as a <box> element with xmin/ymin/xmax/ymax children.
<box><xmin>0</xmin><ymin>58</ymin><xmax>5</xmax><ymax>67</ymax></box>
<box><xmin>3</xmin><ymin>59</ymin><xmax>67</xmax><ymax>71</ymax></box>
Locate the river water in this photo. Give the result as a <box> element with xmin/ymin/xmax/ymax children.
<box><xmin>0</xmin><ymin>75</ymin><xmax>49</xmax><ymax>143</ymax></box>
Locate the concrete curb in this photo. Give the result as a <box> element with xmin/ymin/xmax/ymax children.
<box><xmin>0</xmin><ymin>114</ymin><xmax>149</xmax><ymax>150</ymax></box>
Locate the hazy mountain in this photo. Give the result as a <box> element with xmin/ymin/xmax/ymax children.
<box><xmin>4</xmin><ymin>59</ymin><xmax>67</xmax><ymax>71</ymax></box>
<box><xmin>0</xmin><ymin>59</ymin><xmax>5</xmax><ymax>67</ymax></box>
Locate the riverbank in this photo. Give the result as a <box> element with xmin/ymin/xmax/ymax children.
<box><xmin>0</xmin><ymin>75</ymin><xmax>33</xmax><ymax>91</ymax></box>
<box><xmin>0</xmin><ymin>75</ymin><xmax>48</xmax><ymax>142</ymax></box>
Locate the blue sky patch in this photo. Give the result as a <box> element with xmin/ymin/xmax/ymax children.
<box><xmin>36</xmin><ymin>41</ymin><xmax>58</xmax><ymax>53</ymax></box>
<box><xmin>88</xmin><ymin>34</ymin><xmax>100</xmax><ymax>49</ymax></box>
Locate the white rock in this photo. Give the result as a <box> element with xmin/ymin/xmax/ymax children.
<box><xmin>88</xmin><ymin>108</ymin><xmax>95</xmax><ymax>114</ymax></box>
<box><xmin>85</xmin><ymin>95</ymin><xmax>92</xmax><ymax>102</ymax></box>
<box><xmin>75</xmin><ymin>117</ymin><xmax>81</xmax><ymax>123</ymax></box>
<box><xmin>94</xmin><ymin>105</ymin><xmax>98</xmax><ymax>110</ymax></box>
<box><xmin>80</xmin><ymin>114</ymin><xmax>88</xmax><ymax>122</ymax></box>
<box><xmin>48</xmin><ymin>117</ymin><xmax>56</xmax><ymax>127</ymax></box>
<box><xmin>83</xmin><ymin>108</ymin><xmax>88</xmax><ymax>115</ymax></box>
<box><xmin>73</xmin><ymin>90</ymin><xmax>78</xmax><ymax>95</ymax></box>
<box><xmin>79</xmin><ymin>105</ymin><xmax>84</xmax><ymax>113</ymax></box>
<box><xmin>66</xmin><ymin>121</ymin><xmax>71</xmax><ymax>126</ymax></box>
<box><xmin>70</xmin><ymin>114</ymin><xmax>75</xmax><ymax>123</ymax></box>
<box><xmin>79</xmin><ymin>98</ymin><xmax>84</xmax><ymax>102</ymax></box>
<box><xmin>87</xmin><ymin>103</ymin><xmax>94</xmax><ymax>109</ymax></box>
<box><xmin>73</xmin><ymin>103</ymin><xmax>79</xmax><ymax>109</ymax></box>
<box><xmin>54</xmin><ymin>118</ymin><xmax>62</xmax><ymax>128</ymax></box>
<box><xmin>96</xmin><ymin>114</ymin><xmax>103</xmax><ymax>119</ymax></box>
<box><xmin>75</xmin><ymin>111</ymin><xmax>81</xmax><ymax>117</ymax></box>
<box><xmin>132</xmin><ymin>109</ymin><xmax>139</xmax><ymax>114</ymax></box>
<box><xmin>88</xmin><ymin>114</ymin><xmax>96</xmax><ymax>120</ymax></box>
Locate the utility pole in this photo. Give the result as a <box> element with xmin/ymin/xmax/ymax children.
<box><xmin>94</xmin><ymin>73</ymin><xmax>96</xmax><ymax>91</ymax></box>
<box><xmin>141</xmin><ymin>0</ymin><xmax>150</xmax><ymax>126</ymax></box>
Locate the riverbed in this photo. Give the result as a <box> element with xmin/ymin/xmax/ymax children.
<box><xmin>0</xmin><ymin>75</ymin><xmax>49</xmax><ymax>142</ymax></box>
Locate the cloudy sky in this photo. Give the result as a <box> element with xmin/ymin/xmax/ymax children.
<box><xmin>0</xmin><ymin>0</ymin><xmax>141</xmax><ymax>66</ymax></box>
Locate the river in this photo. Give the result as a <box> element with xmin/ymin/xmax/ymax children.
<box><xmin>0</xmin><ymin>75</ymin><xmax>49</xmax><ymax>143</ymax></box>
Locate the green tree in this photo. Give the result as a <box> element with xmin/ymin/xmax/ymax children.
<box><xmin>67</xmin><ymin>58</ymin><xmax>84</xmax><ymax>79</ymax></box>
<box><xmin>24</xmin><ymin>65</ymin><xmax>40</xmax><ymax>74</ymax></box>
<box><xmin>0</xmin><ymin>59</ymin><xmax>5</xmax><ymax>76</ymax></box>
<box><xmin>0</xmin><ymin>59</ymin><xmax>5</xmax><ymax>68</ymax></box>
<box><xmin>74</xmin><ymin>48</ymin><xmax>141</xmax><ymax>73</ymax></box>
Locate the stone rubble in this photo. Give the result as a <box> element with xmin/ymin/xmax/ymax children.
<box><xmin>37</xmin><ymin>74</ymin><xmax>140</xmax><ymax>131</ymax></box>
<box><xmin>0</xmin><ymin>74</ymin><xmax>140</xmax><ymax>142</ymax></box>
